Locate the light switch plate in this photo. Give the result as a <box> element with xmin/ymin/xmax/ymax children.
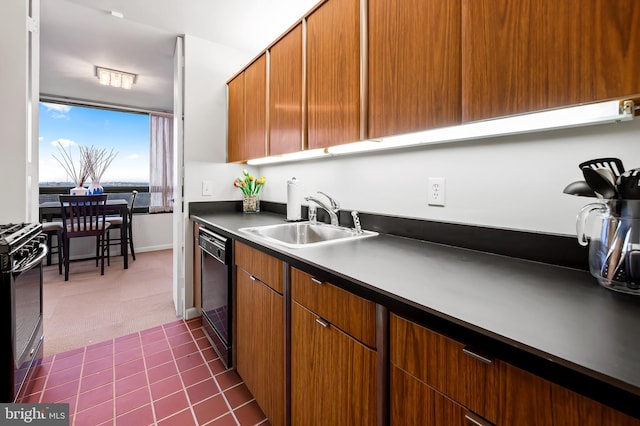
<box><xmin>202</xmin><ymin>180</ymin><xmax>213</xmax><ymax>196</ymax></box>
<box><xmin>428</xmin><ymin>177</ymin><xmax>445</xmax><ymax>206</ymax></box>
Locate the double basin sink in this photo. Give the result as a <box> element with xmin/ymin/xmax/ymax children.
<box><xmin>239</xmin><ymin>221</ymin><xmax>378</xmax><ymax>248</ymax></box>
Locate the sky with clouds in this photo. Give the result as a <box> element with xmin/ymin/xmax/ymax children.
<box><xmin>39</xmin><ymin>102</ymin><xmax>150</xmax><ymax>184</ymax></box>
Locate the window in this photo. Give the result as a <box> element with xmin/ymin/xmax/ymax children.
<box><xmin>39</xmin><ymin>101</ymin><xmax>151</xmax><ymax>209</ymax></box>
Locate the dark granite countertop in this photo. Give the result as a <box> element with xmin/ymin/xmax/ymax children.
<box><xmin>191</xmin><ymin>210</ymin><xmax>640</xmax><ymax>412</ymax></box>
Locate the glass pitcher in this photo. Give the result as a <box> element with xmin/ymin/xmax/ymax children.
<box><xmin>577</xmin><ymin>200</ymin><xmax>640</xmax><ymax>294</ymax></box>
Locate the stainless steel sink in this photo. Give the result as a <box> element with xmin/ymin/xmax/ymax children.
<box><xmin>238</xmin><ymin>222</ymin><xmax>378</xmax><ymax>248</ymax></box>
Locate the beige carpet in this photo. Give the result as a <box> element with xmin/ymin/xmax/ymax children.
<box><xmin>42</xmin><ymin>249</ymin><xmax>179</xmax><ymax>356</ymax></box>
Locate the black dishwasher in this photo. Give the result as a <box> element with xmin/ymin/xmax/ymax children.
<box><xmin>198</xmin><ymin>228</ymin><xmax>232</xmax><ymax>368</ymax></box>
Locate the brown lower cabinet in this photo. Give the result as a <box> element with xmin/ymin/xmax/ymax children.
<box><xmin>391</xmin><ymin>364</ymin><xmax>468</xmax><ymax>425</ymax></box>
<box><xmin>391</xmin><ymin>313</ymin><xmax>640</xmax><ymax>426</ymax></box>
<box><xmin>230</xmin><ymin>241</ymin><xmax>639</xmax><ymax>425</ymax></box>
<box><xmin>291</xmin><ymin>301</ymin><xmax>377</xmax><ymax>425</ymax></box>
<box><xmin>291</xmin><ymin>267</ymin><xmax>378</xmax><ymax>425</ymax></box>
<box><xmin>235</xmin><ymin>243</ymin><xmax>284</xmax><ymax>426</ymax></box>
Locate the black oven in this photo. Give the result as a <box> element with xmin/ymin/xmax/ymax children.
<box><xmin>198</xmin><ymin>228</ymin><xmax>232</xmax><ymax>368</ymax></box>
<box><xmin>0</xmin><ymin>223</ymin><xmax>46</xmax><ymax>402</ymax></box>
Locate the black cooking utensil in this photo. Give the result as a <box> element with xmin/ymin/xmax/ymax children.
<box><xmin>582</xmin><ymin>167</ymin><xmax>616</xmax><ymax>199</ymax></box>
<box><xmin>616</xmin><ymin>169</ymin><xmax>640</xmax><ymax>200</ymax></box>
<box><xmin>626</xmin><ymin>248</ymin><xmax>640</xmax><ymax>290</ymax></box>
<box><xmin>579</xmin><ymin>157</ymin><xmax>625</xmax><ymax>178</ymax></box>
<box><xmin>562</xmin><ymin>180</ymin><xmax>597</xmax><ymax>197</ymax></box>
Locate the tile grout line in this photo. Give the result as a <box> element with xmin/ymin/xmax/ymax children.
<box><xmin>136</xmin><ymin>329</ymin><xmax>157</xmax><ymax>425</ymax></box>
<box><xmin>110</xmin><ymin>338</ymin><xmax>116</xmax><ymax>426</ymax></box>
<box><xmin>71</xmin><ymin>346</ymin><xmax>88</xmax><ymax>426</ymax></box>
<box><xmin>196</xmin><ymin>329</ymin><xmax>242</xmax><ymax>425</ymax></box>
<box><xmin>37</xmin><ymin>355</ymin><xmax>54</xmax><ymax>404</ymax></box>
<box><xmin>182</xmin><ymin>320</ymin><xmax>212</xmax><ymax>425</ymax></box>
<box><xmin>157</xmin><ymin>321</ymin><xmax>198</xmax><ymax>425</ymax></box>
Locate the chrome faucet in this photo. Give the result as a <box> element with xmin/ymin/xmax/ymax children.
<box><xmin>305</xmin><ymin>192</ymin><xmax>340</xmax><ymax>226</ymax></box>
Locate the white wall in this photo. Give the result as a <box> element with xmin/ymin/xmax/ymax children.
<box><xmin>181</xmin><ymin>34</ymin><xmax>255</xmax><ymax>312</ymax></box>
<box><xmin>258</xmin><ymin>118</ymin><xmax>640</xmax><ymax>236</ymax></box>
<box><xmin>182</xmin><ymin>34</ymin><xmax>257</xmax><ymax>204</ymax></box>
<box><xmin>63</xmin><ymin>212</ymin><xmax>173</xmax><ymax>259</ymax></box>
<box><xmin>0</xmin><ymin>0</ymin><xmax>39</xmax><ymax>224</ymax></box>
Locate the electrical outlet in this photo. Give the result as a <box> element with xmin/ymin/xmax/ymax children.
<box><xmin>428</xmin><ymin>177</ymin><xmax>445</xmax><ymax>206</ymax></box>
<box><xmin>202</xmin><ymin>180</ymin><xmax>213</xmax><ymax>196</ymax></box>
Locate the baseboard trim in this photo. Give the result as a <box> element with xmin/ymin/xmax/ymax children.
<box><xmin>136</xmin><ymin>244</ymin><xmax>173</xmax><ymax>253</ymax></box>
<box><xmin>184</xmin><ymin>307</ymin><xmax>200</xmax><ymax>320</ymax></box>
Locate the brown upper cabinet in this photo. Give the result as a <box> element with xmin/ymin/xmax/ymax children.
<box><xmin>244</xmin><ymin>55</ymin><xmax>268</xmax><ymax>161</ymax></box>
<box><xmin>228</xmin><ymin>0</ymin><xmax>640</xmax><ymax>162</ymax></box>
<box><xmin>368</xmin><ymin>0</ymin><xmax>462</xmax><ymax>139</ymax></box>
<box><xmin>307</xmin><ymin>0</ymin><xmax>362</xmax><ymax>149</ymax></box>
<box><xmin>227</xmin><ymin>73</ymin><xmax>245</xmax><ymax>163</ymax></box>
<box><xmin>269</xmin><ymin>24</ymin><xmax>305</xmax><ymax>156</ymax></box>
<box><xmin>227</xmin><ymin>55</ymin><xmax>268</xmax><ymax>163</ymax></box>
<box><xmin>461</xmin><ymin>0</ymin><xmax>640</xmax><ymax>122</ymax></box>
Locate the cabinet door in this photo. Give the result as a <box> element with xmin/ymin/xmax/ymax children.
<box><xmin>227</xmin><ymin>73</ymin><xmax>245</xmax><ymax>163</ymax></box>
<box><xmin>461</xmin><ymin>0</ymin><xmax>640</xmax><ymax>122</ymax></box>
<box><xmin>496</xmin><ymin>362</ymin><xmax>553</xmax><ymax>426</ymax></box>
<box><xmin>244</xmin><ymin>54</ymin><xmax>268</xmax><ymax>161</ymax></box>
<box><xmin>391</xmin><ymin>314</ymin><xmax>499</xmax><ymax>423</ymax></box>
<box><xmin>236</xmin><ymin>270</ymin><xmax>284</xmax><ymax>426</ymax></box>
<box><xmin>291</xmin><ymin>301</ymin><xmax>377</xmax><ymax>425</ymax></box>
<box><xmin>269</xmin><ymin>24</ymin><xmax>304</xmax><ymax>156</ymax></box>
<box><xmin>551</xmin><ymin>383</ymin><xmax>640</xmax><ymax>426</ymax></box>
<box><xmin>391</xmin><ymin>364</ymin><xmax>469</xmax><ymax>426</ymax></box>
<box><xmin>307</xmin><ymin>0</ymin><xmax>361</xmax><ymax>149</ymax></box>
<box><xmin>368</xmin><ymin>0</ymin><xmax>461</xmax><ymax>139</ymax></box>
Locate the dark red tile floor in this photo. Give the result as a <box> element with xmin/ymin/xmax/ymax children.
<box><xmin>20</xmin><ymin>318</ymin><xmax>269</xmax><ymax>426</ymax></box>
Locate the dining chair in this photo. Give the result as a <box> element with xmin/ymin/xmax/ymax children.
<box><xmin>59</xmin><ymin>194</ymin><xmax>110</xmax><ymax>281</ymax></box>
<box><xmin>106</xmin><ymin>190</ymin><xmax>138</xmax><ymax>265</ymax></box>
<box><xmin>42</xmin><ymin>221</ymin><xmax>63</xmax><ymax>275</ymax></box>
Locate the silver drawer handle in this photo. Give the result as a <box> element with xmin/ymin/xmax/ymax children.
<box><xmin>249</xmin><ymin>275</ymin><xmax>257</xmax><ymax>281</ymax></box>
<box><xmin>311</xmin><ymin>277</ymin><xmax>323</xmax><ymax>285</ymax></box>
<box><xmin>315</xmin><ymin>317</ymin><xmax>330</xmax><ymax>328</ymax></box>
<box><xmin>462</xmin><ymin>347</ymin><xmax>493</xmax><ymax>365</ymax></box>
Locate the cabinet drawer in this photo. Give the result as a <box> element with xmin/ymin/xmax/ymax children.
<box><xmin>291</xmin><ymin>267</ymin><xmax>376</xmax><ymax>347</ymax></box>
<box><xmin>234</xmin><ymin>241</ymin><xmax>283</xmax><ymax>293</ymax></box>
<box><xmin>391</xmin><ymin>314</ymin><xmax>499</xmax><ymax>423</ymax></box>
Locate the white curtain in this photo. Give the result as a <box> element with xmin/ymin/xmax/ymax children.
<box><xmin>149</xmin><ymin>114</ymin><xmax>174</xmax><ymax>213</ymax></box>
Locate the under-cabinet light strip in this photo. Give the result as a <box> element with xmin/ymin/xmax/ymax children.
<box><xmin>246</xmin><ymin>100</ymin><xmax>634</xmax><ymax>165</ymax></box>
<box><xmin>247</xmin><ymin>148</ymin><xmax>327</xmax><ymax>165</ymax></box>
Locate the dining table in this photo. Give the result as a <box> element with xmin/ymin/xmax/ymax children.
<box><xmin>39</xmin><ymin>198</ymin><xmax>130</xmax><ymax>269</ymax></box>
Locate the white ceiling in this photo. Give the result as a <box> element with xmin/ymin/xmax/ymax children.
<box><xmin>40</xmin><ymin>0</ymin><xmax>319</xmax><ymax>112</ymax></box>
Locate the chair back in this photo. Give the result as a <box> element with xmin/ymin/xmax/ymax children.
<box><xmin>128</xmin><ymin>190</ymin><xmax>138</xmax><ymax>222</ymax></box>
<box><xmin>59</xmin><ymin>195</ymin><xmax>109</xmax><ymax>237</ymax></box>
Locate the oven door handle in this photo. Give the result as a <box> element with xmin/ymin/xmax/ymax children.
<box><xmin>12</xmin><ymin>244</ymin><xmax>48</xmax><ymax>274</ymax></box>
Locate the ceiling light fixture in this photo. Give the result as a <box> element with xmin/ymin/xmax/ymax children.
<box><xmin>95</xmin><ymin>66</ymin><xmax>136</xmax><ymax>90</ymax></box>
